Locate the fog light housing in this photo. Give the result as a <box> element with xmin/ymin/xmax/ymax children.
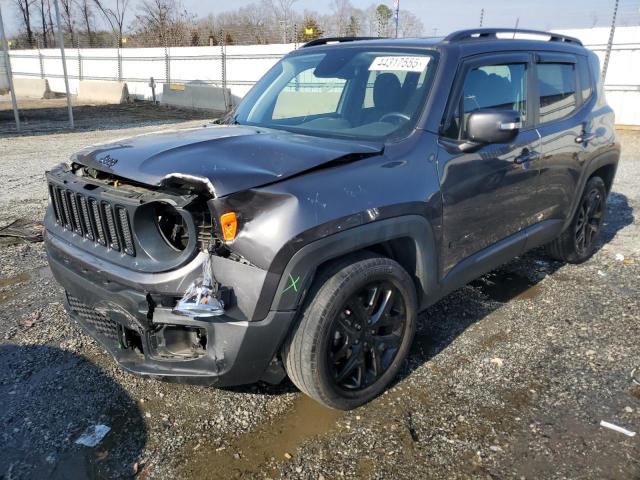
<box><xmin>149</xmin><ymin>325</ymin><xmax>207</xmax><ymax>359</ymax></box>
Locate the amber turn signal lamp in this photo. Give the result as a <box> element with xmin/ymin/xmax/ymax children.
<box><xmin>220</xmin><ymin>212</ymin><xmax>238</xmax><ymax>241</ymax></box>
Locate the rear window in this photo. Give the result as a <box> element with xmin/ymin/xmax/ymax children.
<box><xmin>537</xmin><ymin>63</ymin><xmax>577</xmax><ymax>123</ymax></box>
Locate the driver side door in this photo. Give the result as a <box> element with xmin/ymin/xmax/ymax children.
<box><xmin>437</xmin><ymin>52</ymin><xmax>542</xmax><ymax>275</ymax></box>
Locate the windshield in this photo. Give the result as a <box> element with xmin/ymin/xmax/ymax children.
<box><xmin>232</xmin><ymin>47</ymin><xmax>437</xmax><ymax>141</ymax></box>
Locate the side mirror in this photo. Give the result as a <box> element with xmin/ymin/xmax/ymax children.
<box><xmin>467</xmin><ymin>109</ymin><xmax>521</xmax><ymax>145</ymax></box>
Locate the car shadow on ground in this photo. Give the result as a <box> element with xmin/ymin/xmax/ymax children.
<box><xmin>397</xmin><ymin>190</ymin><xmax>634</xmax><ymax>384</ymax></box>
<box><xmin>0</xmin><ymin>344</ymin><xmax>147</xmax><ymax>479</ymax></box>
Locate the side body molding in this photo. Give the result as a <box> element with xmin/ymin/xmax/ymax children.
<box><xmin>270</xmin><ymin>215</ymin><xmax>439</xmax><ymax>312</ymax></box>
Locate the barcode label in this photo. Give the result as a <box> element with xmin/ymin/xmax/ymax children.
<box><xmin>369</xmin><ymin>56</ymin><xmax>430</xmax><ymax>73</ymax></box>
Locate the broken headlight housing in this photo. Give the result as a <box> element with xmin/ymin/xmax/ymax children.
<box><xmin>133</xmin><ymin>201</ymin><xmax>197</xmax><ymax>262</ymax></box>
<box><xmin>154</xmin><ymin>202</ymin><xmax>190</xmax><ymax>251</ymax></box>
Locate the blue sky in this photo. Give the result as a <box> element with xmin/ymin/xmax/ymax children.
<box><xmin>2</xmin><ymin>0</ymin><xmax>640</xmax><ymax>35</ymax></box>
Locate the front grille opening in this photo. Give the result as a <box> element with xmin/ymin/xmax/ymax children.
<box><xmin>48</xmin><ymin>182</ymin><xmax>137</xmax><ymax>257</ymax></box>
<box><xmin>117</xmin><ymin>207</ymin><xmax>135</xmax><ymax>256</ymax></box>
<box><xmin>79</xmin><ymin>196</ymin><xmax>95</xmax><ymax>241</ymax></box>
<box><xmin>56</xmin><ymin>187</ymin><xmax>71</xmax><ymax>229</ymax></box>
<box><xmin>89</xmin><ymin>198</ymin><xmax>107</xmax><ymax>246</ymax></box>
<box><xmin>68</xmin><ymin>192</ymin><xmax>83</xmax><ymax>235</ymax></box>
<box><xmin>155</xmin><ymin>203</ymin><xmax>189</xmax><ymax>251</ymax></box>
<box><xmin>103</xmin><ymin>203</ymin><xmax>120</xmax><ymax>251</ymax></box>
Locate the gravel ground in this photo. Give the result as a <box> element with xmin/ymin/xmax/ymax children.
<box><xmin>0</xmin><ymin>102</ymin><xmax>638</xmax><ymax>479</ymax></box>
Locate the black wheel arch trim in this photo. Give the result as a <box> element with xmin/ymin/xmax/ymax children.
<box><xmin>266</xmin><ymin>215</ymin><xmax>439</xmax><ymax>315</ymax></box>
<box><xmin>562</xmin><ymin>146</ymin><xmax>619</xmax><ymax>233</ymax></box>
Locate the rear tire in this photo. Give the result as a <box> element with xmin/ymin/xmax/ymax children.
<box><xmin>546</xmin><ymin>176</ymin><xmax>607</xmax><ymax>264</ymax></box>
<box><xmin>282</xmin><ymin>254</ymin><xmax>417</xmax><ymax>410</ymax></box>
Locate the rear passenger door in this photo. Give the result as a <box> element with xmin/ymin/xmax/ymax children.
<box><xmin>533</xmin><ymin>53</ymin><xmax>586</xmax><ymax>222</ymax></box>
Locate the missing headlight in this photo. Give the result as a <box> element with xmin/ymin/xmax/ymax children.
<box><xmin>155</xmin><ymin>203</ymin><xmax>189</xmax><ymax>251</ymax></box>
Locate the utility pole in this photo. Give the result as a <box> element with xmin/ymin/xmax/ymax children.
<box><xmin>601</xmin><ymin>0</ymin><xmax>619</xmax><ymax>87</ymax></box>
<box><xmin>0</xmin><ymin>4</ymin><xmax>20</xmax><ymax>131</ymax></box>
<box><xmin>53</xmin><ymin>0</ymin><xmax>74</xmax><ymax>129</ymax></box>
<box><xmin>394</xmin><ymin>0</ymin><xmax>400</xmax><ymax>38</ymax></box>
<box><xmin>479</xmin><ymin>8</ymin><xmax>484</xmax><ymax>27</ymax></box>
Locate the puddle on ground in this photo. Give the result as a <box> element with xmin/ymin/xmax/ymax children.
<box><xmin>0</xmin><ymin>272</ymin><xmax>31</xmax><ymax>289</ymax></box>
<box><xmin>184</xmin><ymin>394</ymin><xmax>342</xmax><ymax>479</ymax></box>
<box><xmin>0</xmin><ymin>267</ymin><xmax>53</xmax><ymax>305</ymax></box>
<box><xmin>470</xmin><ymin>271</ymin><xmax>541</xmax><ymax>302</ymax></box>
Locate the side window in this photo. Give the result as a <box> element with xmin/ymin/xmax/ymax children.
<box><xmin>536</xmin><ymin>62</ymin><xmax>577</xmax><ymax>123</ymax></box>
<box><xmin>578</xmin><ymin>57</ymin><xmax>593</xmax><ymax>102</ymax></box>
<box><xmin>272</xmin><ymin>68</ymin><xmax>346</xmax><ymax>120</ymax></box>
<box><xmin>445</xmin><ymin>62</ymin><xmax>527</xmax><ymax>139</ymax></box>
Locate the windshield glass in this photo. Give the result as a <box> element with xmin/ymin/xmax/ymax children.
<box><xmin>233</xmin><ymin>47</ymin><xmax>437</xmax><ymax>141</ymax></box>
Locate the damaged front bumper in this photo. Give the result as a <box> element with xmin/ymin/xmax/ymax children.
<box><xmin>45</xmin><ymin>231</ymin><xmax>294</xmax><ymax>386</ymax></box>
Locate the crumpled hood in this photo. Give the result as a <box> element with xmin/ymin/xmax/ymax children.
<box><xmin>72</xmin><ymin>124</ymin><xmax>383</xmax><ymax>197</ymax></box>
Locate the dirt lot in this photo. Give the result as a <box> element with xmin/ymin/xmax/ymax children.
<box><xmin>0</xmin><ymin>101</ymin><xmax>638</xmax><ymax>479</ymax></box>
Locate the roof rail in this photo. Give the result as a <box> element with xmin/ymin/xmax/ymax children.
<box><xmin>301</xmin><ymin>37</ymin><xmax>382</xmax><ymax>48</ymax></box>
<box><xmin>444</xmin><ymin>28</ymin><xmax>583</xmax><ymax>46</ymax></box>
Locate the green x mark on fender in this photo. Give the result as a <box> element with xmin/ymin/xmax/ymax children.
<box><xmin>282</xmin><ymin>273</ymin><xmax>300</xmax><ymax>294</ymax></box>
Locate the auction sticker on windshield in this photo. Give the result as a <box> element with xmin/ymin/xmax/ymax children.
<box><xmin>369</xmin><ymin>56</ymin><xmax>430</xmax><ymax>72</ymax></box>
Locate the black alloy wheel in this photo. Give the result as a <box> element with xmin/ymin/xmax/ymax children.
<box><xmin>328</xmin><ymin>281</ymin><xmax>407</xmax><ymax>391</ymax></box>
<box><xmin>574</xmin><ymin>186</ymin><xmax>604</xmax><ymax>256</ymax></box>
<box><xmin>282</xmin><ymin>254</ymin><xmax>417</xmax><ymax>410</ymax></box>
<box><xmin>545</xmin><ymin>176</ymin><xmax>607</xmax><ymax>264</ymax></box>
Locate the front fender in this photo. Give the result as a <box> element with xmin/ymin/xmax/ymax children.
<box><xmin>265</xmin><ymin>215</ymin><xmax>439</xmax><ymax>314</ymax></box>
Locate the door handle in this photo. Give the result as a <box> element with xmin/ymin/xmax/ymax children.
<box><xmin>514</xmin><ymin>149</ymin><xmax>540</xmax><ymax>164</ymax></box>
<box><xmin>575</xmin><ymin>132</ymin><xmax>595</xmax><ymax>144</ymax></box>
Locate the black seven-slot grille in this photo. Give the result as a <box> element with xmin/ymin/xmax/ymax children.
<box><xmin>66</xmin><ymin>293</ymin><xmax>119</xmax><ymax>341</ymax></box>
<box><xmin>48</xmin><ymin>183</ymin><xmax>135</xmax><ymax>256</ymax></box>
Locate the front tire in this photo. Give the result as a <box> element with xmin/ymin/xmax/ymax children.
<box><xmin>282</xmin><ymin>255</ymin><xmax>417</xmax><ymax>410</ymax></box>
<box><xmin>546</xmin><ymin>176</ymin><xmax>607</xmax><ymax>264</ymax></box>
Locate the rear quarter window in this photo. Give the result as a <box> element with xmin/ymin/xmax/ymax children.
<box><xmin>578</xmin><ymin>56</ymin><xmax>594</xmax><ymax>102</ymax></box>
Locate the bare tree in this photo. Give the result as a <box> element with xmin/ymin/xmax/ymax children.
<box><xmin>36</xmin><ymin>0</ymin><xmax>50</xmax><ymax>47</ymax></box>
<box><xmin>14</xmin><ymin>0</ymin><xmax>36</xmax><ymax>46</ymax></box>
<box><xmin>93</xmin><ymin>0</ymin><xmax>130</xmax><ymax>46</ymax></box>
<box><xmin>399</xmin><ymin>10</ymin><xmax>423</xmax><ymax>38</ymax></box>
<box><xmin>133</xmin><ymin>0</ymin><xmax>194</xmax><ymax>46</ymax></box>
<box><xmin>76</xmin><ymin>0</ymin><xmax>95</xmax><ymax>45</ymax></box>
<box><xmin>331</xmin><ymin>0</ymin><xmax>353</xmax><ymax>36</ymax></box>
<box><xmin>59</xmin><ymin>0</ymin><xmax>76</xmax><ymax>45</ymax></box>
<box><xmin>264</xmin><ymin>0</ymin><xmax>298</xmax><ymax>42</ymax></box>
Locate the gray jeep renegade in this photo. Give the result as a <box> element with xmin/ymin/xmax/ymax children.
<box><xmin>44</xmin><ymin>29</ymin><xmax>620</xmax><ymax>409</ymax></box>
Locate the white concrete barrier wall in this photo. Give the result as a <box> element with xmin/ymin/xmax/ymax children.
<box><xmin>0</xmin><ymin>59</ymin><xmax>8</xmax><ymax>94</ymax></box>
<box><xmin>161</xmin><ymin>83</ymin><xmax>231</xmax><ymax>111</ymax></box>
<box><xmin>77</xmin><ymin>80</ymin><xmax>129</xmax><ymax>104</ymax></box>
<box><xmin>12</xmin><ymin>77</ymin><xmax>51</xmax><ymax>98</ymax></box>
